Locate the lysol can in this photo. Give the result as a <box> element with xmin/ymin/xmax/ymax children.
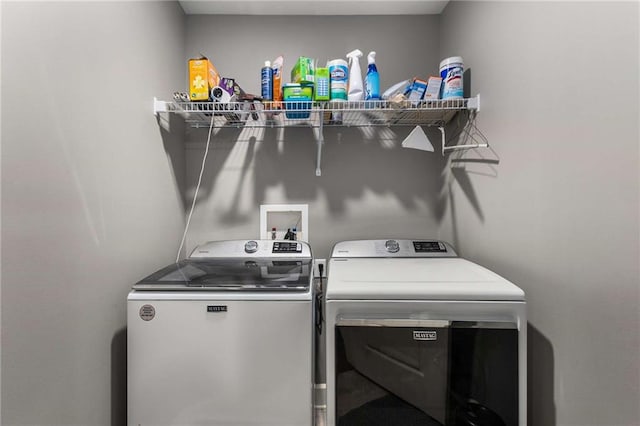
<box><xmin>439</xmin><ymin>56</ymin><xmax>464</xmax><ymax>99</ymax></box>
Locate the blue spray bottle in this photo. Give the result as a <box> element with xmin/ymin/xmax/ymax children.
<box><xmin>261</xmin><ymin>60</ymin><xmax>273</xmax><ymax>101</ymax></box>
<box><xmin>365</xmin><ymin>51</ymin><xmax>380</xmax><ymax>100</ymax></box>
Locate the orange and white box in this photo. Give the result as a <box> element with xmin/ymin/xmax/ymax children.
<box><xmin>188</xmin><ymin>57</ymin><xmax>220</xmax><ymax>101</ymax></box>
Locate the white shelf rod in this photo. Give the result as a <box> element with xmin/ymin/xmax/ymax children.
<box><xmin>443</xmin><ymin>143</ymin><xmax>489</xmax><ymax>152</ymax></box>
<box><xmin>316</xmin><ymin>110</ymin><xmax>324</xmax><ymax>177</ymax></box>
<box><xmin>440</xmin><ymin>122</ymin><xmax>489</xmax><ymax>155</ymax></box>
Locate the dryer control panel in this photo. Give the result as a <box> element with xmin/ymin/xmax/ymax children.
<box><xmin>331</xmin><ymin>239</ymin><xmax>457</xmax><ymax>258</ymax></box>
<box><xmin>413</xmin><ymin>241</ymin><xmax>448</xmax><ymax>253</ymax></box>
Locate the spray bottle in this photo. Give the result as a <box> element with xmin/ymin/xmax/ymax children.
<box><xmin>346</xmin><ymin>49</ymin><xmax>364</xmax><ymax>101</ymax></box>
<box><xmin>365</xmin><ymin>51</ymin><xmax>380</xmax><ymax>100</ymax></box>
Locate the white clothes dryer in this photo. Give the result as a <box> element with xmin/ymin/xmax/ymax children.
<box><xmin>325</xmin><ymin>239</ymin><xmax>526</xmax><ymax>426</ymax></box>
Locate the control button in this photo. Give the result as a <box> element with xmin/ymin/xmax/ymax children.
<box><xmin>385</xmin><ymin>239</ymin><xmax>400</xmax><ymax>253</ymax></box>
<box><xmin>244</xmin><ymin>240</ymin><xmax>258</xmax><ymax>253</ymax></box>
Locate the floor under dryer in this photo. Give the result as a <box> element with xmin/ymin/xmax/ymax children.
<box><xmin>324</xmin><ymin>239</ymin><xmax>526</xmax><ymax>426</ymax></box>
<box><xmin>128</xmin><ymin>240</ymin><xmax>314</xmax><ymax>426</ymax></box>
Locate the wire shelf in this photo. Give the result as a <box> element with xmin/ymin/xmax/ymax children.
<box><xmin>154</xmin><ymin>97</ymin><xmax>479</xmax><ymax>129</ymax></box>
<box><xmin>153</xmin><ymin>95</ymin><xmax>481</xmax><ymax>176</ymax></box>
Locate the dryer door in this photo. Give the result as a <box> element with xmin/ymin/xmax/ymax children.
<box><xmin>335</xmin><ymin>319</ymin><xmax>518</xmax><ymax>426</ymax></box>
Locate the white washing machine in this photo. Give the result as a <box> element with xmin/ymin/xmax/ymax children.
<box><xmin>128</xmin><ymin>240</ymin><xmax>314</xmax><ymax>426</ymax></box>
<box><xmin>325</xmin><ymin>239</ymin><xmax>526</xmax><ymax>426</ymax></box>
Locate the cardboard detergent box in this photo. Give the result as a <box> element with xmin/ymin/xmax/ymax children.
<box><xmin>189</xmin><ymin>56</ymin><xmax>220</xmax><ymax>101</ymax></box>
<box><xmin>424</xmin><ymin>76</ymin><xmax>443</xmax><ymax>100</ymax></box>
<box><xmin>291</xmin><ymin>57</ymin><xmax>315</xmax><ymax>85</ymax></box>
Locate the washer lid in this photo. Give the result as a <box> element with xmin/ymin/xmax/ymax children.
<box><xmin>134</xmin><ymin>258</ymin><xmax>312</xmax><ymax>291</ymax></box>
<box><xmin>325</xmin><ymin>257</ymin><xmax>524</xmax><ymax>301</ymax></box>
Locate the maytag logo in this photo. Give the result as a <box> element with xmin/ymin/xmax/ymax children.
<box><xmin>207</xmin><ymin>305</ymin><xmax>228</xmax><ymax>313</ymax></box>
<box><xmin>413</xmin><ymin>330</ymin><xmax>437</xmax><ymax>341</ymax></box>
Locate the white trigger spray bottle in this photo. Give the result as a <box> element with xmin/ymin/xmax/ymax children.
<box><xmin>346</xmin><ymin>49</ymin><xmax>364</xmax><ymax>101</ymax></box>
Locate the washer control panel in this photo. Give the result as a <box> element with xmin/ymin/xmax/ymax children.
<box><xmin>331</xmin><ymin>239</ymin><xmax>457</xmax><ymax>258</ymax></box>
<box><xmin>190</xmin><ymin>240</ymin><xmax>311</xmax><ymax>258</ymax></box>
<box><xmin>272</xmin><ymin>242</ymin><xmax>303</xmax><ymax>253</ymax></box>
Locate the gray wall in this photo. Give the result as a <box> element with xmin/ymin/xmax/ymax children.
<box><xmin>439</xmin><ymin>2</ymin><xmax>640</xmax><ymax>425</ymax></box>
<box><xmin>1</xmin><ymin>2</ymin><xmax>639</xmax><ymax>426</ymax></box>
<box><xmin>183</xmin><ymin>15</ymin><xmax>446</xmax><ymax>259</ymax></box>
<box><xmin>1</xmin><ymin>2</ymin><xmax>186</xmax><ymax>425</ymax></box>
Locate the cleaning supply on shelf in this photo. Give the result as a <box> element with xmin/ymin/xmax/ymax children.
<box><xmin>272</xmin><ymin>55</ymin><xmax>284</xmax><ymax>107</ymax></box>
<box><xmin>314</xmin><ymin>67</ymin><xmax>330</xmax><ymax>101</ymax></box>
<box><xmin>291</xmin><ymin>57</ymin><xmax>315</xmax><ymax>85</ymax></box>
<box><xmin>346</xmin><ymin>49</ymin><xmax>364</xmax><ymax>101</ymax></box>
<box><xmin>406</xmin><ymin>78</ymin><xmax>428</xmax><ymax>105</ymax></box>
<box><xmin>283</xmin><ymin>83</ymin><xmax>313</xmax><ymax>119</ymax></box>
<box><xmin>365</xmin><ymin>51</ymin><xmax>380</xmax><ymax>100</ymax></box>
<box><xmin>230</xmin><ymin>79</ymin><xmax>248</xmax><ymax>100</ymax></box>
<box><xmin>382</xmin><ymin>79</ymin><xmax>411</xmax><ymax>100</ymax></box>
<box><xmin>210</xmin><ymin>77</ymin><xmax>237</xmax><ymax>102</ymax></box>
<box><xmin>327</xmin><ymin>58</ymin><xmax>348</xmax><ymax>101</ymax></box>
<box><xmin>439</xmin><ymin>56</ymin><xmax>464</xmax><ymax>99</ymax></box>
<box><xmin>424</xmin><ymin>76</ymin><xmax>443</xmax><ymax>100</ymax></box>
<box><xmin>189</xmin><ymin>55</ymin><xmax>220</xmax><ymax>101</ymax></box>
<box><xmin>261</xmin><ymin>60</ymin><xmax>273</xmax><ymax>101</ymax></box>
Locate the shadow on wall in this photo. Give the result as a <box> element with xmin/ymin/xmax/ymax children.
<box><xmin>443</xmin><ymin>67</ymin><xmax>502</xmax><ymax>246</ymax></box>
<box><xmin>157</xmin><ymin>104</ymin><xmax>495</xmax><ymax>233</ymax></box>
<box><xmin>253</xmin><ymin>125</ymin><xmax>449</xmax><ymax>217</ymax></box>
<box><xmin>112</xmin><ymin>328</ymin><xmax>127</xmax><ymax>426</ymax></box>
<box><xmin>157</xmin><ymin>112</ymin><xmax>188</xmax><ymax>210</ymax></box>
<box><xmin>159</xmin><ymin>121</ymin><xmax>453</xmax><ymax>221</ymax></box>
<box><xmin>159</xmin><ymin>120</ymin><xmax>239</xmax><ymax>213</ymax></box>
<box><xmin>445</xmin><ymin>107</ymin><xmax>500</xmax><ymax>249</ymax></box>
<box><xmin>527</xmin><ymin>323</ymin><xmax>557</xmax><ymax>426</ymax></box>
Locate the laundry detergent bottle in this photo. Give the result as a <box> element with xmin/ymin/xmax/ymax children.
<box><xmin>365</xmin><ymin>51</ymin><xmax>380</xmax><ymax>100</ymax></box>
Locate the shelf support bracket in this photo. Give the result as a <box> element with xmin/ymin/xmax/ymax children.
<box><xmin>153</xmin><ymin>97</ymin><xmax>168</xmax><ymax>116</ymax></box>
<box><xmin>467</xmin><ymin>94</ymin><xmax>481</xmax><ymax>112</ymax></box>
<box><xmin>315</xmin><ymin>111</ymin><xmax>324</xmax><ymax>177</ymax></box>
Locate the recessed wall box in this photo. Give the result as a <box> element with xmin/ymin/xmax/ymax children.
<box><xmin>260</xmin><ymin>204</ymin><xmax>309</xmax><ymax>241</ymax></box>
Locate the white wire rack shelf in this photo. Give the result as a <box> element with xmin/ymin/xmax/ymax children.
<box><xmin>154</xmin><ymin>96</ymin><xmax>480</xmax><ymax>129</ymax></box>
<box><xmin>153</xmin><ymin>95</ymin><xmax>480</xmax><ymax>176</ymax></box>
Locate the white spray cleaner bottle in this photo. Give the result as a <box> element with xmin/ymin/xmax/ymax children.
<box><xmin>346</xmin><ymin>49</ymin><xmax>364</xmax><ymax>101</ymax></box>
